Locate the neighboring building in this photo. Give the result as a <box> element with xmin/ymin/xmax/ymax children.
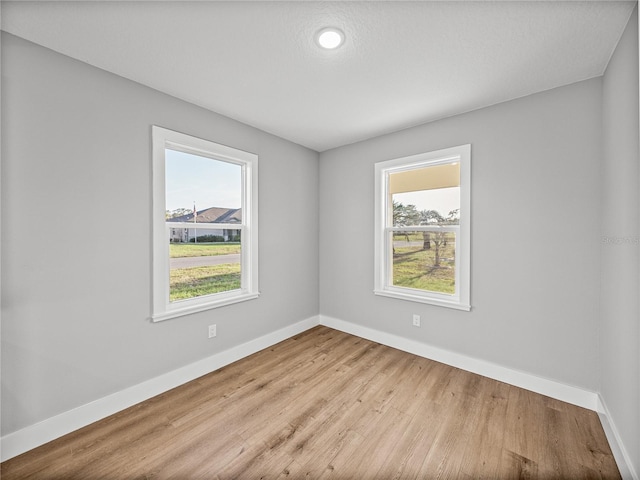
<box><xmin>167</xmin><ymin>207</ymin><xmax>241</xmax><ymax>243</ymax></box>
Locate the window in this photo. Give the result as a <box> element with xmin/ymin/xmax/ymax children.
<box><xmin>152</xmin><ymin>126</ymin><xmax>259</xmax><ymax>321</ymax></box>
<box><xmin>374</xmin><ymin>144</ymin><xmax>470</xmax><ymax>310</ymax></box>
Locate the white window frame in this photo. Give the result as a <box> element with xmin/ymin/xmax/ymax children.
<box><xmin>374</xmin><ymin>144</ymin><xmax>471</xmax><ymax>311</ymax></box>
<box><xmin>151</xmin><ymin>126</ymin><xmax>259</xmax><ymax>322</ymax></box>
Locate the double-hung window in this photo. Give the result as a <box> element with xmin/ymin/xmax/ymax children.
<box><xmin>374</xmin><ymin>144</ymin><xmax>470</xmax><ymax>310</ymax></box>
<box><xmin>151</xmin><ymin>126</ymin><xmax>259</xmax><ymax>321</ymax></box>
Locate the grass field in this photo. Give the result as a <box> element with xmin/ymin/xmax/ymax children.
<box><xmin>170</xmin><ymin>242</ymin><xmax>241</xmax><ymax>258</ymax></box>
<box><xmin>170</xmin><ymin>264</ymin><xmax>241</xmax><ymax>301</ymax></box>
<box><xmin>169</xmin><ymin>242</ymin><xmax>242</xmax><ymax>301</ymax></box>
<box><xmin>393</xmin><ymin>234</ymin><xmax>456</xmax><ymax>294</ymax></box>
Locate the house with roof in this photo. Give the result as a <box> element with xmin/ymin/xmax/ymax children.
<box><xmin>167</xmin><ymin>207</ymin><xmax>241</xmax><ymax>243</ymax></box>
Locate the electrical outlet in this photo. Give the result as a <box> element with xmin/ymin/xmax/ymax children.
<box><xmin>412</xmin><ymin>314</ymin><xmax>421</xmax><ymax>327</ymax></box>
<box><xmin>208</xmin><ymin>324</ymin><xmax>217</xmax><ymax>338</ymax></box>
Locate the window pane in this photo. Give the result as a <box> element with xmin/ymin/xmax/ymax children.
<box><xmin>169</xmin><ymin>229</ymin><xmax>242</xmax><ymax>302</ymax></box>
<box><xmin>165</xmin><ymin>149</ymin><xmax>242</xmax><ymax>223</ymax></box>
<box><xmin>391</xmin><ymin>230</ymin><xmax>456</xmax><ymax>295</ymax></box>
<box><xmin>390</xmin><ymin>162</ymin><xmax>460</xmax><ymax>227</ymax></box>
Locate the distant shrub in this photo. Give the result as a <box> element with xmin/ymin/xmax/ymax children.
<box><xmin>191</xmin><ymin>235</ymin><xmax>225</xmax><ymax>242</ymax></box>
<box><xmin>188</xmin><ymin>234</ymin><xmax>240</xmax><ymax>243</ymax></box>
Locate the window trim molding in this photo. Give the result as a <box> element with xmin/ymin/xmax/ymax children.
<box><xmin>151</xmin><ymin>126</ymin><xmax>259</xmax><ymax>322</ymax></box>
<box><xmin>374</xmin><ymin>144</ymin><xmax>471</xmax><ymax>311</ymax></box>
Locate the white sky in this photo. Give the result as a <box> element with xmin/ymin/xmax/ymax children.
<box><xmin>392</xmin><ymin>186</ymin><xmax>460</xmax><ymax>217</ymax></box>
<box><xmin>165</xmin><ymin>149</ymin><xmax>241</xmax><ymax>212</ymax></box>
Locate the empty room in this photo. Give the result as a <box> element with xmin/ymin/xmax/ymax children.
<box><xmin>1</xmin><ymin>1</ymin><xmax>639</xmax><ymax>478</ymax></box>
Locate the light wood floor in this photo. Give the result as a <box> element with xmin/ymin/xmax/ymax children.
<box><xmin>2</xmin><ymin>326</ymin><xmax>620</xmax><ymax>479</ymax></box>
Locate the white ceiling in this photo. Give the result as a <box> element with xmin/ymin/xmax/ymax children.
<box><xmin>1</xmin><ymin>1</ymin><xmax>636</xmax><ymax>152</ymax></box>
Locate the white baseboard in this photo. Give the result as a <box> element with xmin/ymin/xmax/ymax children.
<box><xmin>597</xmin><ymin>395</ymin><xmax>638</xmax><ymax>480</ymax></box>
<box><xmin>320</xmin><ymin>315</ymin><xmax>598</xmax><ymax>410</ymax></box>
<box><xmin>0</xmin><ymin>315</ymin><xmax>320</xmax><ymax>462</ymax></box>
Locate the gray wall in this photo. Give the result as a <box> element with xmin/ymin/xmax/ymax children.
<box><xmin>0</xmin><ymin>33</ymin><xmax>319</xmax><ymax>435</ymax></box>
<box><xmin>319</xmin><ymin>77</ymin><xmax>603</xmax><ymax>392</ymax></box>
<box><xmin>601</xmin><ymin>7</ymin><xmax>640</xmax><ymax>475</ymax></box>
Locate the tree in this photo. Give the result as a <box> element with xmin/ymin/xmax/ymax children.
<box><xmin>419</xmin><ymin>209</ymin><xmax>443</xmax><ymax>251</ymax></box>
<box><xmin>165</xmin><ymin>208</ymin><xmax>191</xmax><ymax>220</ymax></box>
<box><xmin>393</xmin><ymin>202</ymin><xmax>460</xmax><ymax>266</ymax></box>
<box><xmin>392</xmin><ymin>201</ymin><xmax>421</xmax><ymax>250</ymax></box>
<box><xmin>446</xmin><ymin>209</ymin><xmax>460</xmax><ymax>224</ymax></box>
<box><xmin>418</xmin><ymin>208</ymin><xmax>460</xmax><ymax>267</ymax></box>
<box><xmin>392</xmin><ymin>201</ymin><xmax>420</xmax><ymax>227</ymax></box>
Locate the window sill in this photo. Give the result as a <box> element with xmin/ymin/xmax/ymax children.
<box><xmin>374</xmin><ymin>288</ymin><xmax>470</xmax><ymax>311</ymax></box>
<box><xmin>151</xmin><ymin>292</ymin><xmax>260</xmax><ymax>322</ymax></box>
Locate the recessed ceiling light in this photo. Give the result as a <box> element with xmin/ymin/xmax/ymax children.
<box><xmin>316</xmin><ymin>27</ymin><xmax>345</xmax><ymax>50</ymax></box>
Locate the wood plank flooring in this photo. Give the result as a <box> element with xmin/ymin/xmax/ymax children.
<box><xmin>1</xmin><ymin>326</ymin><xmax>621</xmax><ymax>479</ymax></box>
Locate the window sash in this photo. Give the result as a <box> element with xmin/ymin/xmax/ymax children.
<box><xmin>166</xmin><ymin>223</ymin><xmax>246</xmax><ymax>293</ymax></box>
<box><xmin>385</xmin><ymin>226</ymin><xmax>461</xmax><ymax>299</ymax></box>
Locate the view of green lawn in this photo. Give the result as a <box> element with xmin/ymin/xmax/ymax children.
<box><xmin>392</xmin><ymin>233</ymin><xmax>456</xmax><ymax>294</ymax></box>
<box><xmin>169</xmin><ymin>242</ymin><xmax>242</xmax><ymax>301</ymax></box>
<box><xmin>170</xmin><ymin>242</ymin><xmax>241</xmax><ymax>258</ymax></box>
